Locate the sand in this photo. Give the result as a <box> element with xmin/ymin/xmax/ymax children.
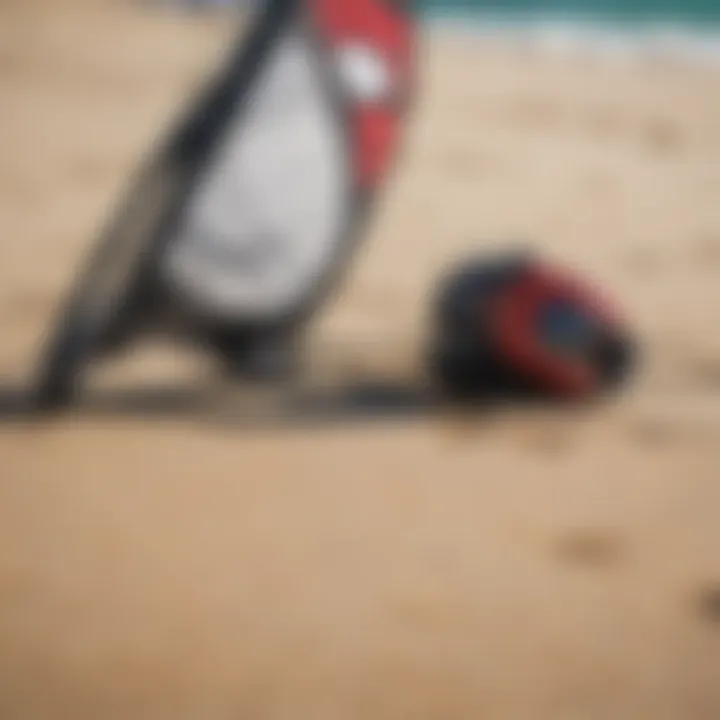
<box><xmin>1</xmin><ymin>3</ymin><xmax>720</xmax><ymax>719</ymax></box>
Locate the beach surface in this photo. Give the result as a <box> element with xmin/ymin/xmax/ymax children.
<box><xmin>1</xmin><ymin>2</ymin><xmax>720</xmax><ymax>718</ymax></box>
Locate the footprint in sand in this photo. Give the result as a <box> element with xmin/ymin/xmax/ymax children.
<box><xmin>675</xmin><ymin>352</ymin><xmax>720</xmax><ymax>395</ymax></box>
<box><xmin>630</xmin><ymin>416</ymin><xmax>682</xmax><ymax>448</ymax></box>
<box><xmin>695</xmin><ymin>585</ymin><xmax>720</xmax><ymax>625</ymax></box>
<box><xmin>691</xmin><ymin>358</ymin><xmax>720</xmax><ymax>390</ymax></box>
<box><xmin>555</xmin><ymin>529</ymin><xmax>626</xmax><ymax>569</ymax></box>
<box><xmin>515</xmin><ymin>420</ymin><xmax>579</xmax><ymax>457</ymax></box>
<box><xmin>691</xmin><ymin>234</ymin><xmax>720</xmax><ymax>270</ymax></box>
<box><xmin>644</xmin><ymin>117</ymin><xmax>684</xmax><ymax>156</ymax></box>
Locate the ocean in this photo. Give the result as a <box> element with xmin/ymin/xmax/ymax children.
<box><xmin>416</xmin><ymin>0</ymin><xmax>720</xmax><ymax>66</ymax></box>
<box><xmin>417</xmin><ymin>0</ymin><xmax>720</xmax><ymax>25</ymax></box>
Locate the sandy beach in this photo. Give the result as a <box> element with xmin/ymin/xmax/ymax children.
<box><xmin>1</xmin><ymin>2</ymin><xmax>720</xmax><ymax>718</ymax></box>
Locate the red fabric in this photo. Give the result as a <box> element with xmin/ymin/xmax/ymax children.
<box><xmin>355</xmin><ymin>108</ymin><xmax>397</xmax><ymax>186</ymax></box>
<box><xmin>491</xmin><ymin>265</ymin><xmax>619</xmax><ymax>397</ymax></box>
<box><xmin>310</xmin><ymin>0</ymin><xmax>415</xmax><ymax>187</ymax></box>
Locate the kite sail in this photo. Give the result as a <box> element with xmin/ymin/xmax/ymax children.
<box><xmin>163</xmin><ymin>0</ymin><xmax>417</xmax><ymax>325</ymax></box>
<box><xmin>34</xmin><ymin>0</ymin><xmax>417</xmax><ymax>409</ymax></box>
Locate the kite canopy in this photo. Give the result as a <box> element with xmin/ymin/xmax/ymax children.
<box><xmin>33</xmin><ymin>0</ymin><xmax>418</xmax><ymax>410</ymax></box>
<box><xmin>163</xmin><ymin>0</ymin><xmax>417</xmax><ymax>327</ymax></box>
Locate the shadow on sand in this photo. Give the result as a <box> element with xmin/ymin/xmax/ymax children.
<box><xmin>0</xmin><ymin>375</ymin><xmax>560</xmax><ymax>432</ymax></box>
<box><xmin>0</xmin><ymin>378</ymin><xmax>451</xmax><ymax>431</ymax></box>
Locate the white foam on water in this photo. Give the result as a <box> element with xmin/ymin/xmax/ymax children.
<box><xmin>428</xmin><ymin>13</ymin><xmax>720</xmax><ymax>69</ymax></box>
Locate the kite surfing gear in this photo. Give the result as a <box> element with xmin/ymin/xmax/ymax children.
<box><xmin>33</xmin><ymin>0</ymin><xmax>418</xmax><ymax>411</ymax></box>
<box><xmin>428</xmin><ymin>251</ymin><xmax>636</xmax><ymax>401</ymax></box>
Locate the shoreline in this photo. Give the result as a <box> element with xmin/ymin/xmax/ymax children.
<box><xmin>425</xmin><ymin>14</ymin><xmax>720</xmax><ymax>68</ymax></box>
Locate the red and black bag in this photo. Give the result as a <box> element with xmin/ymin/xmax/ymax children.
<box><xmin>429</xmin><ymin>251</ymin><xmax>636</xmax><ymax>401</ymax></box>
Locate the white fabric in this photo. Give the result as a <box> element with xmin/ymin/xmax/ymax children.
<box><xmin>163</xmin><ymin>23</ymin><xmax>350</xmax><ymax>321</ymax></box>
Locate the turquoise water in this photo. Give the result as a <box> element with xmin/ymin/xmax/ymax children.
<box><xmin>417</xmin><ymin>0</ymin><xmax>720</xmax><ymax>26</ymax></box>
